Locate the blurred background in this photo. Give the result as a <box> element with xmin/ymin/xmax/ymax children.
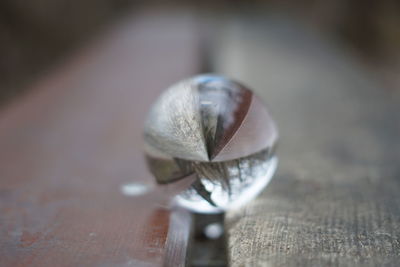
<box><xmin>0</xmin><ymin>0</ymin><xmax>400</xmax><ymax>267</ymax></box>
<box><xmin>1</xmin><ymin>1</ymin><xmax>400</xmax><ymax>266</ymax></box>
<box><xmin>0</xmin><ymin>0</ymin><xmax>400</xmax><ymax>103</ymax></box>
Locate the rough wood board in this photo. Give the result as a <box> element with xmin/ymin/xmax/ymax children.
<box><xmin>215</xmin><ymin>16</ymin><xmax>400</xmax><ymax>266</ymax></box>
<box><xmin>0</xmin><ymin>9</ymin><xmax>201</xmax><ymax>267</ymax></box>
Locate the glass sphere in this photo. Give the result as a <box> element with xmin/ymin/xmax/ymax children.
<box><xmin>144</xmin><ymin>75</ymin><xmax>278</xmax><ymax>213</ymax></box>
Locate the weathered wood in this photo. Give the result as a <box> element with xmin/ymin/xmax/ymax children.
<box><xmin>2</xmin><ymin>9</ymin><xmax>400</xmax><ymax>267</ymax></box>
<box><xmin>215</xmin><ymin>16</ymin><xmax>400</xmax><ymax>266</ymax></box>
<box><xmin>0</xmin><ymin>9</ymin><xmax>201</xmax><ymax>267</ymax></box>
<box><xmin>164</xmin><ymin>208</ymin><xmax>192</xmax><ymax>267</ymax></box>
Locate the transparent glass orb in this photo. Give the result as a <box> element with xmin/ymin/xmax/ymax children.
<box><xmin>144</xmin><ymin>75</ymin><xmax>278</xmax><ymax>213</ymax></box>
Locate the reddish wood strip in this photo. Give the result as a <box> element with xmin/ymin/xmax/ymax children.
<box><xmin>0</xmin><ymin>9</ymin><xmax>201</xmax><ymax>267</ymax></box>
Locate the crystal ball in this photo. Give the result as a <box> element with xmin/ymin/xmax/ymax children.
<box><xmin>144</xmin><ymin>75</ymin><xmax>278</xmax><ymax>213</ymax></box>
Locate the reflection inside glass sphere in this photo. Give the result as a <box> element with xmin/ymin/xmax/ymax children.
<box><xmin>143</xmin><ymin>74</ymin><xmax>278</xmax><ymax>213</ymax></box>
<box><xmin>146</xmin><ymin>148</ymin><xmax>277</xmax><ymax>213</ymax></box>
<box><xmin>173</xmin><ymin>150</ymin><xmax>277</xmax><ymax>213</ymax></box>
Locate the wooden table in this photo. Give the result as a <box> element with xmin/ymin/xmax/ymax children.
<box><xmin>215</xmin><ymin>16</ymin><xmax>400</xmax><ymax>266</ymax></box>
<box><xmin>1</xmin><ymin>8</ymin><xmax>400</xmax><ymax>267</ymax></box>
<box><xmin>0</xmin><ymin>9</ymin><xmax>201</xmax><ymax>267</ymax></box>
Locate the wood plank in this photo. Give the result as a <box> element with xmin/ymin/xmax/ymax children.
<box><xmin>215</xmin><ymin>16</ymin><xmax>400</xmax><ymax>266</ymax></box>
<box><xmin>0</xmin><ymin>9</ymin><xmax>202</xmax><ymax>267</ymax></box>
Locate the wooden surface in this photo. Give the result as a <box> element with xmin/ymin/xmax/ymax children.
<box><xmin>2</xmin><ymin>9</ymin><xmax>400</xmax><ymax>267</ymax></box>
<box><xmin>0</xmin><ymin>9</ymin><xmax>201</xmax><ymax>267</ymax></box>
<box><xmin>215</xmin><ymin>16</ymin><xmax>400</xmax><ymax>266</ymax></box>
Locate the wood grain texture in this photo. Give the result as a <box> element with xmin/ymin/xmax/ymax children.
<box><xmin>215</xmin><ymin>16</ymin><xmax>400</xmax><ymax>266</ymax></box>
<box><xmin>3</xmin><ymin>9</ymin><xmax>400</xmax><ymax>267</ymax></box>
<box><xmin>0</xmin><ymin>9</ymin><xmax>201</xmax><ymax>267</ymax></box>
